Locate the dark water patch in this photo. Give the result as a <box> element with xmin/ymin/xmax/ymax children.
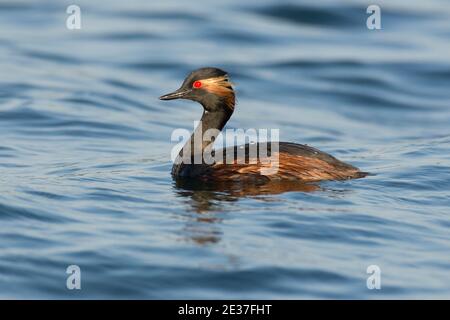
<box><xmin>106</xmin><ymin>93</ymin><xmax>156</xmax><ymax>112</ymax></box>
<box><xmin>82</xmin><ymin>265</ymin><xmax>354</xmax><ymax>298</ymax></box>
<box><xmin>0</xmin><ymin>146</ymin><xmax>17</xmax><ymax>158</ymax></box>
<box><xmin>321</xmin><ymin>73</ymin><xmax>389</xmax><ymax>86</ymax></box>
<box><xmin>211</xmin><ymin>31</ymin><xmax>273</xmax><ymax>44</ymax></box>
<box><xmin>254</xmin><ymin>4</ymin><xmax>361</xmax><ymax>28</ymax></box>
<box><xmin>1</xmin><ymin>110</ymin><xmax>149</xmax><ymax>139</ymax></box>
<box><xmin>61</xmin><ymin>97</ymin><xmax>123</xmax><ymax>112</ymax></box>
<box><xmin>0</xmin><ymin>203</ymin><xmax>67</xmax><ymax>223</ymax></box>
<box><xmin>89</xmin><ymin>161</ymin><xmax>131</xmax><ymax>170</ymax></box>
<box><xmin>267</xmin><ymin>61</ymin><xmax>450</xmax><ymax>92</ymax></box>
<box><xmin>0</xmin><ymin>83</ymin><xmax>37</xmax><ymax>94</ymax></box>
<box><xmin>415</xmin><ymin>68</ymin><xmax>450</xmax><ymax>82</ymax></box>
<box><xmin>165</xmin><ymin>266</ymin><xmax>352</xmax><ymax>297</ymax></box>
<box><xmin>371</xmin><ymin>178</ymin><xmax>445</xmax><ymax>193</ymax></box>
<box><xmin>266</xmin><ymin>59</ymin><xmax>364</xmax><ymax>69</ymax></box>
<box><xmin>46</xmin><ymin>165</ymin><xmax>82</xmax><ymax>176</ymax></box>
<box><xmin>23</xmin><ymin>50</ymin><xmax>84</xmax><ymax>65</ymax></box>
<box><xmin>316</xmin><ymin>73</ymin><xmax>402</xmax><ymax>96</ymax></box>
<box><xmin>89</xmin><ymin>32</ymin><xmax>160</xmax><ymax>41</ymax></box>
<box><xmin>0</xmin><ymin>232</ymin><xmax>58</xmax><ymax>248</ymax></box>
<box><xmin>330</xmin><ymin>89</ymin><xmax>437</xmax><ymax>111</ymax></box>
<box><xmin>117</xmin><ymin>10</ymin><xmax>208</xmax><ymax>22</ymax></box>
<box><xmin>24</xmin><ymin>190</ymin><xmax>73</xmax><ymax>201</ymax></box>
<box><xmin>103</xmin><ymin>79</ymin><xmax>146</xmax><ymax>91</ymax></box>
<box><xmin>13</xmin><ymin>127</ymin><xmax>148</xmax><ymax>140</ymax></box>
<box><xmin>0</xmin><ymin>106</ymin><xmax>55</xmax><ymax>122</ymax></box>
<box><xmin>62</xmin><ymin>90</ymin><xmax>158</xmax><ymax>113</ymax></box>
<box><xmin>123</xmin><ymin>61</ymin><xmax>186</xmax><ymax>71</ymax></box>
<box><xmin>0</xmin><ymin>2</ymin><xmax>32</xmax><ymax>11</ymax></box>
<box><xmin>268</xmin><ymin>220</ymin><xmax>387</xmax><ymax>246</ymax></box>
<box><xmin>381</xmin><ymin>63</ymin><xmax>450</xmax><ymax>86</ymax></box>
<box><xmin>0</xmin><ymin>163</ymin><xmax>29</xmax><ymax>168</ymax></box>
<box><xmin>86</xmin><ymin>189</ymin><xmax>153</xmax><ymax>205</ymax></box>
<box><xmin>40</xmin><ymin>119</ymin><xmax>145</xmax><ymax>134</ymax></box>
<box><xmin>254</xmin><ymin>3</ymin><xmax>434</xmax><ymax>29</ymax></box>
<box><xmin>0</xmin><ymin>1</ymin><xmax>61</xmax><ymax>13</ymax></box>
<box><xmin>75</xmin><ymin>146</ymin><xmax>133</xmax><ymax>155</ymax></box>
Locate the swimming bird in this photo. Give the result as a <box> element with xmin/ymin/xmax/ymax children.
<box><xmin>160</xmin><ymin>67</ymin><xmax>366</xmax><ymax>183</ymax></box>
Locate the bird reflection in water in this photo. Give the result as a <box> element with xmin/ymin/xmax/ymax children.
<box><xmin>173</xmin><ymin>178</ymin><xmax>320</xmax><ymax>245</ymax></box>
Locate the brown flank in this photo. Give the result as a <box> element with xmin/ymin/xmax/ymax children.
<box><xmin>207</xmin><ymin>152</ymin><xmax>365</xmax><ymax>182</ymax></box>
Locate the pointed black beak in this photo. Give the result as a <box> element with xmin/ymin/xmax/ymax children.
<box><xmin>159</xmin><ymin>88</ymin><xmax>191</xmax><ymax>100</ymax></box>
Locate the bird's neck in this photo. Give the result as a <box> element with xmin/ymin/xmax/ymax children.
<box><xmin>181</xmin><ymin>106</ymin><xmax>233</xmax><ymax>159</ymax></box>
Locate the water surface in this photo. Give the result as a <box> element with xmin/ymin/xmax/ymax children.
<box><xmin>1</xmin><ymin>0</ymin><xmax>450</xmax><ymax>298</ymax></box>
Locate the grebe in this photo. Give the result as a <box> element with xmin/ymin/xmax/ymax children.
<box><xmin>160</xmin><ymin>67</ymin><xmax>366</xmax><ymax>183</ymax></box>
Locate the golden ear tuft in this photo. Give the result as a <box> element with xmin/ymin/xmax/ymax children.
<box><xmin>201</xmin><ymin>75</ymin><xmax>235</xmax><ymax>111</ymax></box>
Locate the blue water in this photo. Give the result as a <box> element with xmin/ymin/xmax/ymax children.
<box><xmin>1</xmin><ymin>0</ymin><xmax>450</xmax><ymax>299</ymax></box>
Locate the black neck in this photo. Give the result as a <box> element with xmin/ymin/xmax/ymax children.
<box><xmin>172</xmin><ymin>100</ymin><xmax>234</xmax><ymax>177</ymax></box>
<box><xmin>180</xmin><ymin>104</ymin><xmax>233</xmax><ymax>160</ymax></box>
<box><xmin>190</xmin><ymin>109</ymin><xmax>231</xmax><ymax>155</ymax></box>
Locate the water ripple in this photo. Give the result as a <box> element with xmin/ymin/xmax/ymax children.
<box><xmin>0</xmin><ymin>0</ymin><xmax>449</xmax><ymax>299</ymax></box>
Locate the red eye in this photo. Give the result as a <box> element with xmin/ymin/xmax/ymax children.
<box><xmin>193</xmin><ymin>81</ymin><xmax>202</xmax><ymax>89</ymax></box>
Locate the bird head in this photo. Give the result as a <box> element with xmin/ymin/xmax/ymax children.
<box><xmin>159</xmin><ymin>67</ymin><xmax>235</xmax><ymax>112</ymax></box>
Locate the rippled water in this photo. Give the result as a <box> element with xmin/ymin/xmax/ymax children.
<box><xmin>1</xmin><ymin>0</ymin><xmax>450</xmax><ymax>299</ymax></box>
